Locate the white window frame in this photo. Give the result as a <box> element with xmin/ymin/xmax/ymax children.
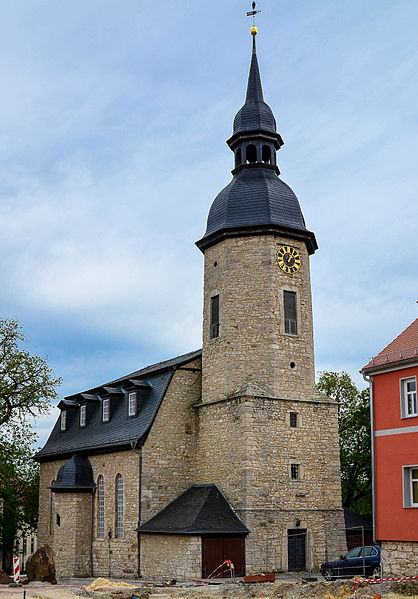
<box><xmin>400</xmin><ymin>376</ymin><xmax>417</xmax><ymax>418</ymax></box>
<box><xmin>102</xmin><ymin>398</ymin><xmax>110</xmax><ymax>422</ymax></box>
<box><xmin>97</xmin><ymin>475</ymin><xmax>105</xmax><ymax>539</ymax></box>
<box><xmin>402</xmin><ymin>465</ymin><xmax>418</xmax><ymax>507</ymax></box>
<box><xmin>60</xmin><ymin>410</ymin><xmax>67</xmax><ymax>431</ymax></box>
<box><xmin>128</xmin><ymin>392</ymin><xmax>137</xmax><ymax>417</ymax></box>
<box><xmin>116</xmin><ymin>474</ymin><xmax>124</xmax><ymax>538</ymax></box>
<box><xmin>80</xmin><ymin>404</ymin><xmax>86</xmax><ymax>427</ymax></box>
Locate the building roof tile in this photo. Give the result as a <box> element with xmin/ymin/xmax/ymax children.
<box><xmin>362</xmin><ymin>318</ymin><xmax>418</xmax><ymax>371</ymax></box>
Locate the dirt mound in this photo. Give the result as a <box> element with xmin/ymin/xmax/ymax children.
<box><xmin>86</xmin><ymin>578</ymin><xmax>140</xmax><ymax>592</ymax></box>
<box><xmin>0</xmin><ymin>570</ymin><xmax>13</xmax><ymax>585</ymax></box>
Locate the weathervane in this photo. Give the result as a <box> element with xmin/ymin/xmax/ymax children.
<box><xmin>246</xmin><ymin>2</ymin><xmax>261</xmax><ymax>37</ymax></box>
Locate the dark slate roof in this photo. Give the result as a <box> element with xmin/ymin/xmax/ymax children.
<box><xmin>138</xmin><ymin>484</ymin><xmax>249</xmax><ymax>535</ymax></box>
<box><xmin>196</xmin><ymin>166</ymin><xmax>317</xmax><ymax>254</ymax></box>
<box><xmin>50</xmin><ymin>454</ymin><xmax>95</xmax><ymax>493</ymax></box>
<box><xmin>343</xmin><ymin>507</ymin><xmax>373</xmax><ymax>531</ymax></box>
<box><xmin>233</xmin><ymin>43</ymin><xmax>276</xmax><ymax>135</ymax></box>
<box><xmin>34</xmin><ymin>349</ymin><xmax>202</xmax><ymax>462</ymax></box>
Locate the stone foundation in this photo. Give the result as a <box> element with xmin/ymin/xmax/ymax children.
<box><xmin>381</xmin><ymin>541</ymin><xmax>418</xmax><ymax>576</ymax></box>
<box><xmin>140</xmin><ymin>535</ymin><xmax>201</xmax><ymax>580</ymax></box>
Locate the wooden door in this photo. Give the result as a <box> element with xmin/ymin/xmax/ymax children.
<box><xmin>202</xmin><ymin>536</ymin><xmax>246</xmax><ymax>578</ymax></box>
<box><xmin>288</xmin><ymin>529</ymin><xmax>306</xmax><ymax>571</ymax></box>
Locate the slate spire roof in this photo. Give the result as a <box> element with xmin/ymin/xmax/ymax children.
<box><xmin>196</xmin><ymin>35</ymin><xmax>317</xmax><ymax>255</ymax></box>
<box><xmin>233</xmin><ymin>37</ymin><xmax>276</xmax><ymax>136</ymax></box>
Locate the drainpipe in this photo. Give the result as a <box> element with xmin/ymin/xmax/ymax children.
<box><xmin>362</xmin><ymin>372</ymin><xmax>376</xmax><ymax>544</ymax></box>
<box><xmin>89</xmin><ymin>489</ymin><xmax>95</xmax><ymax>577</ymax></box>
<box><xmin>130</xmin><ymin>440</ymin><xmax>142</xmax><ymax>578</ymax></box>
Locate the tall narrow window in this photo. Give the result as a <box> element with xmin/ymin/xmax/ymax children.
<box><xmin>235</xmin><ymin>148</ymin><xmax>242</xmax><ymax>168</ymax></box>
<box><xmin>401</xmin><ymin>377</ymin><xmax>417</xmax><ymax>418</ymax></box>
<box><xmin>210</xmin><ymin>295</ymin><xmax>220</xmax><ymax>339</ymax></box>
<box><xmin>97</xmin><ymin>475</ymin><xmax>105</xmax><ymax>538</ymax></box>
<box><xmin>128</xmin><ymin>392</ymin><xmax>137</xmax><ymax>417</ymax></box>
<box><xmin>284</xmin><ymin>291</ymin><xmax>298</xmax><ymax>335</ymax></box>
<box><xmin>115</xmin><ymin>474</ymin><xmax>124</xmax><ymax>538</ymax></box>
<box><xmin>60</xmin><ymin>410</ymin><xmax>67</xmax><ymax>431</ymax></box>
<box><xmin>291</xmin><ymin>464</ymin><xmax>299</xmax><ymax>480</ymax></box>
<box><xmin>102</xmin><ymin>398</ymin><xmax>110</xmax><ymax>422</ymax></box>
<box><xmin>290</xmin><ymin>412</ymin><xmax>298</xmax><ymax>428</ymax></box>
<box><xmin>246</xmin><ymin>144</ymin><xmax>257</xmax><ymax>163</ymax></box>
<box><xmin>80</xmin><ymin>404</ymin><xmax>86</xmax><ymax>427</ymax></box>
<box><xmin>50</xmin><ymin>482</ymin><xmax>56</xmax><ymax>535</ymax></box>
<box><xmin>262</xmin><ymin>145</ymin><xmax>271</xmax><ymax>163</ymax></box>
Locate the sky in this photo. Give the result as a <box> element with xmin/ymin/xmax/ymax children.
<box><xmin>0</xmin><ymin>0</ymin><xmax>417</xmax><ymax>448</ymax></box>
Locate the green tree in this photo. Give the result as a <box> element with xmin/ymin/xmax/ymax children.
<box><xmin>0</xmin><ymin>318</ymin><xmax>61</xmax><ymax>570</ymax></box>
<box><xmin>0</xmin><ymin>318</ymin><xmax>61</xmax><ymax>427</ymax></box>
<box><xmin>317</xmin><ymin>371</ymin><xmax>372</xmax><ymax>515</ymax></box>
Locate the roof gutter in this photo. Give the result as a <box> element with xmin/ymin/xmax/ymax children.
<box><xmin>362</xmin><ymin>371</ymin><xmax>376</xmax><ymax>544</ymax></box>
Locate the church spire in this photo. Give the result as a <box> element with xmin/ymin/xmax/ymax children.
<box><xmin>231</xmin><ymin>25</ymin><xmax>279</xmax><ymax>138</ymax></box>
<box><xmin>196</xmin><ymin>14</ymin><xmax>317</xmax><ymax>256</ymax></box>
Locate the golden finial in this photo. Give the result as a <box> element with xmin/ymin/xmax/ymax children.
<box><xmin>246</xmin><ymin>1</ymin><xmax>261</xmax><ymax>36</ymax></box>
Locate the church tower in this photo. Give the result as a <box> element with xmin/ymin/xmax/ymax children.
<box><xmin>195</xmin><ymin>27</ymin><xmax>346</xmax><ymax>573</ymax></box>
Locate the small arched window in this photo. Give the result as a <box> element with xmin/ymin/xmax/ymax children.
<box><xmin>97</xmin><ymin>475</ymin><xmax>105</xmax><ymax>538</ymax></box>
<box><xmin>246</xmin><ymin>144</ymin><xmax>257</xmax><ymax>163</ymax></box>
<box><xmin>262</xmin><ymin>145</ymin><xmax>271</xmax><ymax>164</ymax></box>
<box><xmin>115</xmin><ymin>474</ymin><xmax>124</xmax><ymax>538</ymax></box>
<box><xmin>235</xmin><ymin>148</ymin><xmax>242</xmax><ymax>168</ymax></box>
<box><xmin>50</xmin><ymin>481</ymin><xmax>56</xmax><ymax>535</ymax></box>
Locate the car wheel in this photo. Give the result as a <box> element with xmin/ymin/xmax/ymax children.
<box><xmin>371</xmin><ymin>566</ymin><xmax>381</xmax><ymax>579</ymax></box>
<box><xmin>324</xmin><ymin>568</ymin><xmax>335</xmax><ymax>581</ymax></box>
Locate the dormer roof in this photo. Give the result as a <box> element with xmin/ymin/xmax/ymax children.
<box><xmin>34</xmin><ymin>349</ymin><xmax>201</xmax><ymax>462</ymax></box>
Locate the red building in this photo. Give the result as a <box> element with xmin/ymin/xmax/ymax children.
<box><xmin>362</xmin><ymin>318</ymin><xmax>418</xmax><ymax>575</ymax></box>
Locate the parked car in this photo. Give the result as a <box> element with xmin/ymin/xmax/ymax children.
<box><xmin>321</xmin><ymin>546</ymin><xmax>381</xmax><ymax>580</ymax></box>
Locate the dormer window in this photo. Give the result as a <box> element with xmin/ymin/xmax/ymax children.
<box><xmin>128</xmin><ymin>392</ymin><xmax>137</xmax><ymax>417</ymax></box>
<box><xmin>102</xmin><ymin>398</ymin><xmax>110</xmax><ymax>422</ymax></box>
<box><xmin>60</xmin><ymin>410</ymin><xmax>67</xmax><ymax>431</ymax></box>
<box><xmin>80</xmin><ymin>404</ymin><xmax>86</xmax><ymax>427</ymax></box>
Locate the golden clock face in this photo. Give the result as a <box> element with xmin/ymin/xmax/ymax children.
<box><xmin>277</xmin><ymin>245</ymin><xmax>301</xmax><ymax>274</ymax></box>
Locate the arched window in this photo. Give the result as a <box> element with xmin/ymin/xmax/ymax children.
<box><xmin>50</xmin><ymin>481</ymin><xmax>56</xmax><ymax>535</ymax></box>
<box><xmin>235</xmin><ymin>148</ymin><xmax>242</xmax><ymax>168</ymax></box>
<box><xmin>97</xmin><ymin>475</ymin><xmax>105</xmax><ymax>538</ymax></box>
<box><xmin>115</xmin><ymin>474</ymin><xmax>124</xmax><ymax>538</ymax></box>
<box><xmin>262</xmin><ymin>145</ymin><xmax>271</xmax><ymax>164</ymax></box>
<box><xmin>246</xmin><ymin>144</ymin><xmax>257</xmax><ymax>163</ymax></box>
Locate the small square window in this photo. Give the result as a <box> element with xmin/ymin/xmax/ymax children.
<box><xmin>80</xmin><ymin>404</ymin><xmax>86</xmax><ymax>427</ymax></box>
<box><xmin>291</xmin><ymin>464</ymin><xmax>299</xmax><ymax>480</ymax></box>
<box><xmin>290</xmin><ymin>412</ymin><xmax>298</xmax><ymax>428</ymax></box>
<box><xmin>128</xmin><ymin>392</ymin><xmax>137</xmax><ymax>417</ymax></box>
<box><xmin>401</xmin><ymin>377</ymin><xmax>417</xmax><ymax>418</ymax></box>
<box><xmin>60</xmin><ymin>410</ymin><xmax>67</xmax><ymax>431</ymax></box>
<box><xmin>102</xmin><ymin>398</ymin><xmax>110</xmax><ymax>422</ymax></box>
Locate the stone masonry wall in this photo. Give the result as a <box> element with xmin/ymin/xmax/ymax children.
<box><xmin>194</xmin><ymin>393</ymin><xmax>345</xmax><ymax>573</ymax></box>
<box><xmin>141</xmin><ymin>535</ymin><xmax>201</xmax><ymax>580</ymax></box>
<box><xmin>202</xmin><ymin>235</ymin><xmax>317</xmax><ymax>402</ymax></box>
<box><xmin>381</xmin><ymin>541</ymin><xmax>418</xmax><ymax>576</ymax></box>
<box><xmin>54</xmin><ymin>493</ymin><xmax>91</xmax><ymax>577</ymax></box>
<box><xmin>141</xmin><ymin>359</ymin><xmax>201</xmax><ymax>524</ymax></box>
